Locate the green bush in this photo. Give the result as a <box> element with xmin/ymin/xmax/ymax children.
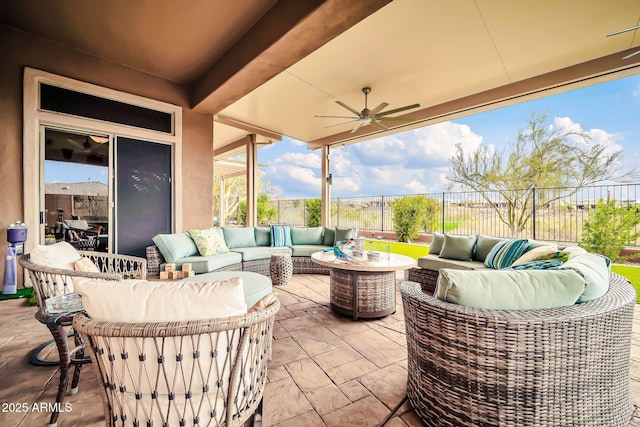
<box><xmin>421</xmin><ymin>197</ymin><xmax>441</xmax><ymax>232</ymax></box>
<box><xmin>392</xmin><ymin>195</ymin><xmax>431</xmax><ymax>242</ymax></box>
<box><xmin>237</xmin><ymin>193</ymin><xmax>276</xmax><ymax>226</ymax></box>
<box><xmin>581</xmin><ymin>199</ymin><xmax>640</xmax><ymax>262</ymax></box>
<box><xmin>305</xmin><ymin>198</ymin><xmax>322</xmax><ymax>227</ymax></box>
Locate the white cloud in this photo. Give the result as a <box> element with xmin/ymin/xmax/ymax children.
<box><xmin>278</xmin><ymin>152</ymin><xmax>321</xmax><ymax>169</ymax></box>
<box><xmin>405</xmin><ymin>179</ymin><xmax>426</xmax><ymax>193</ymax></box>
<box><xmin>550</xmin><ymin>116</ymin><xmax>623</xmax><ymax>157</ymax></box>
<box><xmin>633</xmin><ymin>82</ymin><xmax>640</xmax><ymax>98</ymax></box>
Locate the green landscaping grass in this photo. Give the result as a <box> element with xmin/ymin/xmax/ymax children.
<box><xmin>364</xmin><ymin>240</ymin><xmax>430</xmax><ymax>259</ymax></box>
<box><xmin>611</xmin><ymin>264</ymin><xmax>640</xmax><ymax>303</ymax></box>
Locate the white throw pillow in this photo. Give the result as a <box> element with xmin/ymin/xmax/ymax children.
<box><xmin>30</xmin><ymin>241</ymin><xmax>82</xmax><ymax>271</ymax></box>
<box><xmin>73</xmin><ymin>277</ymin><xmax>247</xmax><ymax>322</ymax></box>
<box><xmin>511</xmin><ymin>245</ymin><xmax>558</xmax><ymax>265</ymax></box>
<box><xmin>30</xmin><ymin>242</ymin><xmax>82</xmax><ymax>295</ymax></box>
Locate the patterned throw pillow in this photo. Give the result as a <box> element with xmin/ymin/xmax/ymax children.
<box><xmin>270</xmin><ymin>225</ymin><xmax>292</xmax><ymax>247</ymax></box>
<box><xmin>509</xmin><ymin>260</ymin><xmax>564</xmax><ymax>270</ymax></box>
<box><xmin>484</xmin><ymin>239</ymin><xmax>530</xmax><ymax>269</ymax></box>
<box><xmin>187</xmin><ymin>229</ymin><xmax>229</xmax><ymax>256</ymax></box>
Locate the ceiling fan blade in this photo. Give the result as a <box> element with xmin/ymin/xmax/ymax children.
<box><xmin>351</xmin><ymin>121</ymin><xmax>366</xmax><ymax>133</ymax></box>
<box><xmin>606</xmin><ymin>25</ymin><xmax>640</xmax><ymax>37</ymax></box>
<box><xmin>376</xmin><ymin>103</ymin><xmax>421</xmax><ymax>117</ymax></box>
<box><xmin>336</xmin><ymin>100</ymin><xmax>362</xmax><ymax>117</ymax></box>
<box><xmin>325</xmin><ymin>119</ymin><xmax>360</xmax><ymax>129</ymax></box>
<box><xmin>377</xmin><ymin>116</ymin><xmax>414</xmax><ymax>122</ymax></box>
<box><xmin>315</xmin><ymin>115</ymin><xmax>359</xmax><ymax>119</ymax></box>
<box><xmin>371</xmin><ymin>121</ymin><xmax>388</xmax><ymax>131</ymax></box>
<box><xmin>623</xmin><ymin>49</ymin><xmax>640</xmax><ymax>59</ymax></box>
<box><xmin>369</xmin><ymin>102</ymin><xmax>389</xmax><ymax>116</ymax></box>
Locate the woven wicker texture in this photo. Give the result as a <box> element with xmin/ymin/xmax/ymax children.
<box><xmin>145</xmin><ymin>245</ymin><xmax>163</xmax><ymax>276</ymax></box>
<box><xmin>400</xmin><ymin>273</ymin><xmax>636</xmax><ymax>427</ymax></box>
<box><xmin>19</xmin><ymin>252</ymin><xmax>147</xmax><ymax>426</ymax></box>
<box><xmin>330</xmin><ymin>269</ymin><xmax>396</xmax><ymax>319</ymax></box>
<box><xmin>292</xmin><ymin>256</ymin><xmax>330</xmax><ymax>275</ymax></box>
<box><xmin>73</xmin><ymin>299</ymin><xmax>279</xmax><ymax>427</ymax></box>
<box><xmin>407</xmin><ymin>267</ymin><xmax>438</xmax><ymax>293</ymax></box>
<box><xmin>270</xmin><ymin>253</ymin><xmax>293</xmax><ymax>285</ymax></box>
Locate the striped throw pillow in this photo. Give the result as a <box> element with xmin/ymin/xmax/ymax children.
<box><xmin>270</xmin><ymin>225</ymin><xmax>292</xmax><ymax>247</ymax></box>
<box><xmin>484</xmin><ymin>239</ymin><xmax>529</xmax><ymax>269</ymax></box>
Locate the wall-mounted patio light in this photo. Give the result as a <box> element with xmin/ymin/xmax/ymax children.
<box><xmin>326</xmin><ymin>173</ymin><xmax>332</xmax><ymax>185</ymax></box>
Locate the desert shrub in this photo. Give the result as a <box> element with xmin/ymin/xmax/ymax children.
<box><xmin>305</xmin><ymin>198</ymin><xmax>322</xmax><ymax>227</ymax></box>
<box><xmin>392</xmin><ymin>195</ymin><xmax>430</xmax><ymax>242</ymax></box>
<box><xmin>581</xmin><ymin>199</ymin><xmax>640</xmax><ymax>262</ymax></box>
<box><xmin>237</xmin><ymin>193</ymin><xmax>276</xmax><ymax>226</ymax></box>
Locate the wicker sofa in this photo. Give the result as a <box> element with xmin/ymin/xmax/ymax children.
<box><xmin>146</xmin><ymin>226</ymin><xmax>358</xmax><ymax>277</ymax></box>
<box><xmin>400</xmin><ymin>273</ymin><xmax>636</xmax><ymax>427</ymax></box>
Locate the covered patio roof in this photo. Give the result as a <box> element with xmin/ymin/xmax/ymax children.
<box><xmin>2</xmin><ymin>0</ymin><xmax>640</xmax><ymax>226</ymax></box>
<box><xmin>2</xmin><ymin>0</ymin><xmax>639</xmax><ymax>152</ymax></box>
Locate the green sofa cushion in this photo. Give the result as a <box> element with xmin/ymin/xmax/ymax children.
<box><xmin>334</xmin><ymin>227</ymin><xmax>357</xmax><ymax>245</ymax></box>
<box><xmin>428</xmin><ymin>233</ymin><xmax>445</xmax><ymax>255</ymax></box>
<box><xmin>323</xmin><ymin>227</ymin><xmax>336</xmax><ymax>246</ymax></box>
<box><xmin>561</xmin><ymin>253</ymin><xmax>610</xmax><ymax>302</ymax></box>
<box><xmin>222</xmin><ymin>227</ymin><xmax>257</xmax><ymax>249</ymax></box>
<box><xmin>473</xmin><ymin>235</ymin><xmax>504</xmax><ymax>262</ymax></box>
<box><xmin>435</xmin><ymin>268</ymin><xmax>586</xmax><ymax>310</ymax></box>
<box><xmin>291</xmin><ymin>227</ymin><xmax>324</xmax><ymax>245</ymax></box>
<box><xmin>291</xmin><ymin>245</ymin><xmax>332</xmax><ymax>257</ymax></box>
<box><xmin>439</xmin><ymin>234</ymin><xmax>476</xmax><ymax>261</ymax></box>
<box><xmin>161</xmin><ymin>251</ymin><xmax>242</xmax><ymax>274</ymax></box>
<box><xmin>231</xmin><ymin>246</ymin><xmax>291</xmax><ymax>262</ymax></box>
<box><xmin>183</xmin><ymin>270</ymin><xmax>272</xmax><ymax>308</ymax></box>
<box><xmin>254</xmin><ymin>227</ymin><xmax>271</xmax><ymax>246</ymax></box>
<box><xmin>152</xmin><ymin>232</ymin><xmax>199</xmax><ymax>263</ymax></box>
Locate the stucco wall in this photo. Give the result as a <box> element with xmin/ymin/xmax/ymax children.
<box><xmin>0</xmin><ymin>25</ymin><xmax>213</xmax><ymax>283</ymax></box>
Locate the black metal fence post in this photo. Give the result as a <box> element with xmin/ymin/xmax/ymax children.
<box><xmin>532</xmin><ymin>187</ymin><xmax>536</xmax><ymax>240</ymax></box>
<box><xmin>381</xmin><ymin>195</ymin><xmax>385</xmax><ymax>232</ymax></box>
<box><xmin>441</xmin><ymin>192</ymin><xmax>445</xmax><ymax>234</ymax></box>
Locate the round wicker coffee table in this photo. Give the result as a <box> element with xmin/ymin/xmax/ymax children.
<box><xmin>311</xmin><ymin>251</ymin><xmax>416</xmax><ymax>320</ymax></box>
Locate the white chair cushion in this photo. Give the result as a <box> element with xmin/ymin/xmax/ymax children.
<box><xmin>73</xmin><ymin>277</ymin><xmax>247</xmax><ymax>322</ymax></box>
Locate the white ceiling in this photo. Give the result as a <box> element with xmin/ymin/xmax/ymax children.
<box><xmin>215</xmin><ymin>0</ymin><xmax>640</xmax><ymax>152</ymax></box>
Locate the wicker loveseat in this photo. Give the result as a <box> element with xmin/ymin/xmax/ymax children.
<box><xmin>400</xmin><ymin>273</ymin><xmax>636</xmax><ymax>427</ymax></box>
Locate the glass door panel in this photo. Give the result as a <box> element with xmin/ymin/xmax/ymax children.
<box><xmin>42</xmin><ymin>127</ymin><xmax>110</xmax><ymax>251</ymax></box>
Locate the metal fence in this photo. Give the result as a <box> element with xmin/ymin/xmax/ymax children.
<box><xmin>270</xmin><ymin>183</ymin><xmax>640</xmax><ymax>246</ymax></box>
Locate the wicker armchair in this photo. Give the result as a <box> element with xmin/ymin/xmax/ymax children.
<box><xmin>19</xmin><ymin>251</ymin><xmax>147</xmax><ymax>427</ymax></box>
<box><xmin>73</xmin><ymin>299</ymin><xmax>280</xmax><ymax>427</ymax></box>
<box><xmin>400</xmin><ymin>273</ymin><xmax>636</xmax><ymax>427</ymax></box>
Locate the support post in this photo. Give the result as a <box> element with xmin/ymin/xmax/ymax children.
<box><xmin>219</xmin><ymin>177</ymin><xmax>226</xmax><ymax>226</ymax></box>
<box><xmin>246</xmin><ymin>134</ymin><xmax>258</xmax><ymax>227</ymax></box>
<box><xmin>321</xmin><ymin>145</ymin><xmax>331</xmax><ymax>227</ymax></box>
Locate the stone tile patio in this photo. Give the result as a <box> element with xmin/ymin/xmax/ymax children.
<box><xmin>1</xmin><ymin>273</ymin><xmax>640</xmax><ymax>426</ymax></box>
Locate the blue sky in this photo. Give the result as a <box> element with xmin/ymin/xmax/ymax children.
<box><xmin>260</xmin><ymin>74</ymin><xmax>640</xmax><ymax>199</ymax></box>
<box><xmin>47</xmin><ymin>74</ymin><xmax>640</xmax><ymax>196</ymax></box>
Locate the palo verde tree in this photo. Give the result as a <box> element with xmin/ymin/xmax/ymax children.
<box><xmin>447</xmin><ymin>111</ymin><xmax>638</xmax><ymax>235</ymax></box>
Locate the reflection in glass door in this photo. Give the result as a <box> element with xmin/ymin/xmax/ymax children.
<box><xmin>42</xmin><ymin>127</ymin><xmax>111</xmax><ymax>252</ymax></box>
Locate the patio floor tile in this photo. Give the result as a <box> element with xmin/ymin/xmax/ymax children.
<box><xmin>1</xmin><ymin>272</ymin><xmax>640</xmax><ymax>426</ymax></box>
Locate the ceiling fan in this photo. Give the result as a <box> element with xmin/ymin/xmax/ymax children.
<box><xmin>606</xmin><ymin>24</ymin><xmax>640</xmax><ymax>59</ymax></box>
<box><xmin>316</xmin><ymin>87</ymin><xmax>420</xmax><ymax>133</ymax></box>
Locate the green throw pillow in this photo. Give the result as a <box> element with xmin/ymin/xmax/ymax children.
<box><xmin>323</xmin><ymin>227</ymin><xmax>336</xmax><ymax>246</ymax></box>
<box><xmin>254</xmin><ymin>227</ymin><xmax>271</xmax><ymax>246</ymax></box>
<box><xmin>334</xmin><ymin>227</ymin><xmax>357</xmax><ymax>245</ymax></box>
<box><xmin>439</xmin><ymin>234</ymin><xmax>476</xmax><ymax>261</ymax></box>
<box><xmin>473</xmin><ymin>235</ymin><xmax>504</xmax><ymax>262</ymax></box>
<box><xmin>187</xmin><ymin>229</ymin><xmax>229</xmax><ymax>256</ymax></box>
<box><xmin>428</xmin><ymin>233</ymin><xmax>445</xmax><ymax>255</ymax></box>
<box><xmin>222</xmin><ymin>227</ymin><xmax>257</xmax><ymax>249</ymax></box>
<box><xmin>152</xmin><ymin>232</ymin><xmax>199</xmax><ymax>263</ymax></box>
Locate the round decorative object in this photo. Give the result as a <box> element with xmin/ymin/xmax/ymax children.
<box><xmin>270</xmin><ymin>253</ymin><xmax>293</xmax><ymax>286</ymax></box>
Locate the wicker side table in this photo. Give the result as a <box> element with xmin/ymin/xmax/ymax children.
<box><xmin>270</xmin><ymin>253</ymin><xmax>293</xmax><ymax>286</ymax></box>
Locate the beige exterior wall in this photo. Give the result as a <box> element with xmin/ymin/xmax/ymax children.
<box><xmin>0</xmin><ymin>25</ymin><xmax>214</xmax><ymax>281</ymax></box>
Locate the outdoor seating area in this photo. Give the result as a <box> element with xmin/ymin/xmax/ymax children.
<box><xmin>1</xmin><ymin>271</ymin><xmax>640</xmax><ymax>426</ymax></box>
